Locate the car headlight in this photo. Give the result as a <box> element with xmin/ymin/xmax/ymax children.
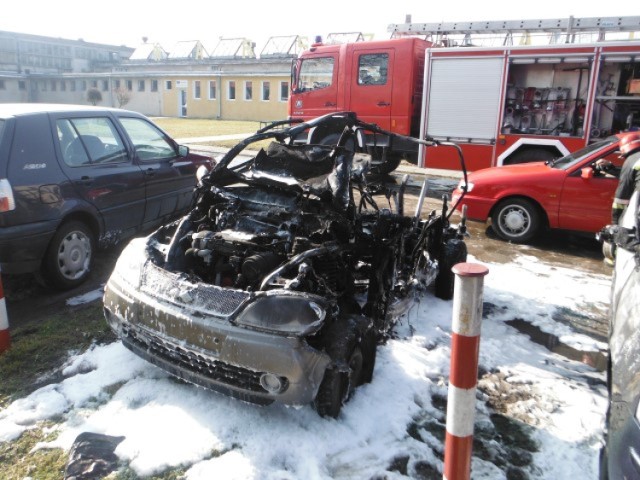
<box><xmin>457</xmin><ymin>179</ymin><xmax>474</xmax><ymax>193</ymax></box>
<box><xmin>235</xmin><ymin>295</ymin><xmax>327</xmax><ymax>336</ymax></box>
<box><xmin>109</xmin><ymin>237</ymin><xmax>148</xmax><ymax>289</ymax></box>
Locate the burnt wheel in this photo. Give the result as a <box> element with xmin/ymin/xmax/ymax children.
<box><xmin>314</xmin><ymin>346</ymin><xmax>364</xmax><ymax>418</ymax></box>
<box><xmin>359</xmin><ymin>327</ymin><xmax>378</xmax><ymax>384</ymax></box>
<box><xmin>435</xmin><ymin>239</ymin><xmax>468</xmax><ymax>300</ymax></box>
<box><xmin>491</xmin><ymin>198</ymin><xmax>541</xmax><ymax>243</ymax></box>
<box><xmin>42</xmin><ymin>221</ymin><xmax>95</xmax><ymax>290</ymax></box>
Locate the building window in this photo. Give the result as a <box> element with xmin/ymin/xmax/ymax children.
<box><xmin>138</xmin><ymin>80</ymin><xmax>145</xmax><ymax>92</ymax></box>
<box><xmin>261</xmin><ymin>81</ymin><xmax>270</xmax><ymax>101</ymax></box>
<box><xmin>165</xmin><ymin>80</ymin><xmax>172</xmax><ymax>90</ymax></box>
<box><xmin>70</xmin><ymin>81</ymin><xmax>76</xmax><ymax>92</ymax></box>
<box><xmin>244</xmin><ymin>81</ymin><xmax>253</xmax><ymax>101</ymax></box>
<box><xmin>0</xmin><ymin>80</ymin><xmax>5</xmax><ymax>90</ymax></box>
<box><xmin>208</xmin><ymin>80</ymin><xmax>216</xmax><ymax>100</ymax></box>
<box><xmin>279</xmin><ymin>81</ymin><xmax>289</xmax><ymax>101</ymax></box>
<box><xmin>51</xmin><ymin>80</ymin><xmax>57</xmax><ymax>92</ymax></box>
<box><xmin>102</xmin><ymin>80</ymin><xmax>108</xmax><ymax>91</ymax></box>
<box><xmin>91</xmin><ymin>80</ymin><xmax>98</xmax><ymax>88</ymax></box>
<box><xmin>194</xmin><ymin>80</ymin><xmax>201</xmax><ymax>99</ymax></box>
<box><xmin>228</xmin><ymin>80</ymin><xmax>236</xmax><ymax>100</ymax></box>
<box><xmin>114</xmin><ymin>79</ymin><xmax>121</xmax><ymax>89</ymax></box>
<box><xmin>151</xmin><ymin>80</ymin><xmax>158</xmax><ymax>92</ymax></box>
<box><xmin>60</xmin><ymin>80</ymin><xmax>66</xmax><ymax>92</ymax></box>
<box><xmin>18</xmin><ymin>81</ymin><xmax>26</xmax><ymax>91</ymax></box>
<box><xmin>126</xmin><ymin>80</ymin><xmax>133</xmax><ymax>91</ymax></box>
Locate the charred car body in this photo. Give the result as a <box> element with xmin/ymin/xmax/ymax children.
<box><xmin>104</xmin><ymin>112</ymin><xmax>468</xmax><ymax>417</ymax></box>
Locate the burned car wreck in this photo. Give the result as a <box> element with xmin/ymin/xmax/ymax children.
<box><xmin>104</xmin><ymin>112</ymin><xmax>469</xmax><ymax>417</ymax></box>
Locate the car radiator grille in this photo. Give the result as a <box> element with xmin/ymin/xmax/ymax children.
<box><xmin>141</xmin><ymin>262</ymin><xmax>250</xmax><ymax>317</ymax></box>
<box><xmin>122</xmin><ymin>324</ymin><xmax>265</xmax><ymax>393</ymax></box>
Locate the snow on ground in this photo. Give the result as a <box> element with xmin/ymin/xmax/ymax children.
<box><xmin>65</xmin><ymin>285</ymin><xmax>105</xmax><ymax>306</ymax></box>
<box><xmin>0</xmin><ymin>252</ymin><xmax>611</xmax><ymax>479</ymax></box>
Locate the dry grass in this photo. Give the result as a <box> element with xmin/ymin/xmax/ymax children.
<box><xmin>152</xmin><ymin>118</ymin><xmax>262</xmax><ymax>139</ymax></box>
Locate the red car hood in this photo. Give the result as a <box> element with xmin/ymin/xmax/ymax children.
<box><xmin>468</xmin><ymin>161</ymin><xmax>558</xmax><ymax>183</ymax></box>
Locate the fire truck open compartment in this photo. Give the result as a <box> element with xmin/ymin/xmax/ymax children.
<box><xmin>502</xmin><ymin>56</ymin><xmax>640</xmax><ymax>139</ymax></box>
<box><xmin>421</xmin><ymin>43</ymin><xmax>640</xmax><ymax>170</ymax></box>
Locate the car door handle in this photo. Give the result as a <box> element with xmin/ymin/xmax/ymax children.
<box><xmin>377</xmin><ymin>101</ymin><xmax>391</xmax><ymax>107</ymax></box>
<box><xmin>325</xmin><ymin>102</ymin><xmax>337</xmax><ymax>107</ymax></box>
<box><xmin>144</xmin><ymin>168</ymin><xmax>156</xmax><ymax>177</ymax></box>
<box><xmin>77</xmin><ymin>176</ymin><xmax>93</xmax><ymax>186</ymax></box>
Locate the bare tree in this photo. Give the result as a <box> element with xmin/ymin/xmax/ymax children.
<box><xmin>114</xmin><ymin>87</ymin><xmax>131</xmax><ymax>108</ymax></box>
<box><xmin>87</xmin><ymin>88</ymin><xmax>102</xmax><ymax>106</ymax></box>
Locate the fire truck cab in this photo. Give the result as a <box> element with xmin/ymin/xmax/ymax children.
<box><xmin>290</xmin><ymin>37</ymin><xmax>430</xmax><ymax>173</ymax></box>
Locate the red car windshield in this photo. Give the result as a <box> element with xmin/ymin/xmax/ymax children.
<box><xmin>551</xmin><ymin>137</ymin><xmax>618</xmax><ymax>170</ymax></box>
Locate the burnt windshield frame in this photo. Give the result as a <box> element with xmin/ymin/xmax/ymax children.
<box><xmin>551</xmin><ymin>137</ymin><xmax>618</xmax><ymax>170</ymax></box>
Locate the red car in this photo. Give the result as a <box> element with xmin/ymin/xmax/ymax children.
<box><xmin>451</xmin><ymin>134</ymin><xmax>630</xmax><ymax>242</ymax></box>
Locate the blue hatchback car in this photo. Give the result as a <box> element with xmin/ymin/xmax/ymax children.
<box><xmin>601</xmin><ymin>189</ymin><xmax>640</xmax><ymax>479</ymax></box>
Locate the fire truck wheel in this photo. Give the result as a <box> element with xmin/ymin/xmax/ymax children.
<box><xmin>491</xmin><ymin>198</ymin><xmax>541</xmax><ymax>243</ymax></box>
<box><xmin>504</xmin><ymin>148</ymin><xmax>557</xmax><ymax>165</ymax></box>
<box><xmin>318</xmin><ymin>133</ymin><xmax>355</xmax><ymax>151</ymax></box>
<box><xmin>371</xmin><ymin>154</ymin><xmax>402</xmax><ymax>175</ymax></box>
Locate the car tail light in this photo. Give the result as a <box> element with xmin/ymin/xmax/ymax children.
<box><xmin>0</xmin><ymin>179</ymin><xmax>15</xmax><ymax>212</ymax></box>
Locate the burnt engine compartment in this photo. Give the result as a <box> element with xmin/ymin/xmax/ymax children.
<box><xmin>179</xmin><ymin>185</ymin><xmax>357</xmax><ymax>296</ymax></box>
<box><xmin>153</xmin><ymin>112</ymin><xmax>469</xmax><ymax>332</ymax></box>
<box><xmin>157</xmin><ymin>179</ymin><xmax>428</xmax><ymax>323</ymax></box>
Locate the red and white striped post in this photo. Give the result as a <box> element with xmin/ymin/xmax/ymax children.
<box><xmin>0</xmin><ymin>267</ymin><xmax>9</xmax><ymax>354</ymax></box>
<box><xmin>443</xmin><ymin>262</ymin><xmax>489</xmax><ymax>480</ymax></box>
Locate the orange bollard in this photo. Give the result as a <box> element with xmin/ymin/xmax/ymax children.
<box><xmin>0</xmin><ymin>267</ymin><xmax>10</xmax><ymax>353</ymax></box>
<box><xmin>443</xmin><ymin>263</ymin><xmax>489</xmax><ymax>480</ymax></box>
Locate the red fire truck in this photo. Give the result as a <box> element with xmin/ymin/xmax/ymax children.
<box><xmin>289</xmin><ymin>16</ymin><xmax>640</xmax><ymax>172</ymax></box>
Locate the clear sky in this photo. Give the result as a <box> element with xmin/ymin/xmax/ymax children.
<box><xmin>1</xmin><ymin>0</ymin><xmax>637</xmax><ymax>53</ymax></box>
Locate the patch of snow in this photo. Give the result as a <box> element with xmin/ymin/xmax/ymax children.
<box><xmin>0</xmin><ymin>250</ymin><xmax>610</xmax><ymax>478</ymax></box>
<box><xmin>66</xmin><ymin>286</ymin><xmax>105</xmax><ymax>306</ymax></box>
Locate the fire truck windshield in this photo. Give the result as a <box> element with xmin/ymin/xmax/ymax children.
<box><xmin>294</xmin><ymin>57</ymin><xmax>334</xmax><ymax>93</ymax></box>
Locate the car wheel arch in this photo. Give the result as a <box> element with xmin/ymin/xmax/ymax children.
<box><xmin>57</xmin><ymin>211</ymin><xmax>101</xmax><ymax>242</ymax></box>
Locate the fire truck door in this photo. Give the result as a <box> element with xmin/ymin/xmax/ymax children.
<box><xmin>293</xmin><ymin>55</ymin><xmax>338</xmax><ymax>118</ymax></box>
<box><xmin>350</xmin><ymin>49</ymin><xmax>394</xmax><ymax>130</ymax></box>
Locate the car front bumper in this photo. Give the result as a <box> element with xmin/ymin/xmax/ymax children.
<box><xmin>451</xmin><ymin>189</ymin><xmax>495</xmax><ymax>222</ymax></box>
<box><xmin>103</xmin><ymin>260</ymin><xmax>332</xmax><ymax>407</ymax></box>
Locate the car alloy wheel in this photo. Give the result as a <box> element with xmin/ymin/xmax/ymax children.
<box><xmin>492</xmin><ymin>198</ymin><xmax>540</xmax><ymax>243</ymax></box>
